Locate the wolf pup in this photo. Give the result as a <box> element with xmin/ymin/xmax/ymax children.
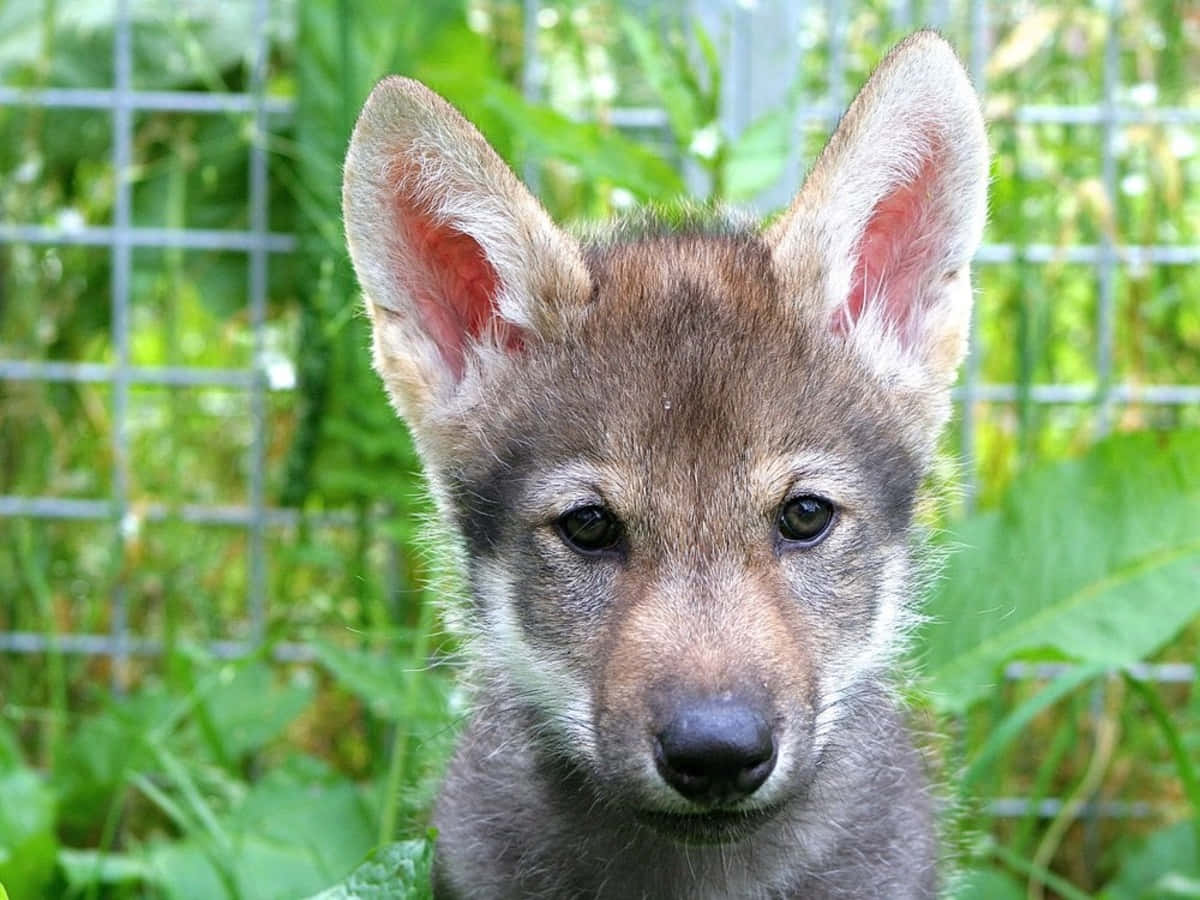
<box><xmin>343</xmin><ymin>30</ymin><xmax>986</xmax><ymax>899</ymax></box>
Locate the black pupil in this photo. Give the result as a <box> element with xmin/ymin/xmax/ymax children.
<box><xmin>778</xmin><ymin>496</ymin><xmax>833</xmax><ymax>542</ymax></box>
<box><xmin>559</xmin><ymin>506</ymin><xmax>620</xmax><ymax>552</ymax></box>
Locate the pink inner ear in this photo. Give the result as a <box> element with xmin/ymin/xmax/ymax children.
<box><xmin>837</xmin><ymin>149</ymin><xmax>942</xmax><ymax>341</ymax></box>
<box><xmin>397</xmin><ymin>199</ymin><xmax>522</xmax><ymax>378</ymax></box>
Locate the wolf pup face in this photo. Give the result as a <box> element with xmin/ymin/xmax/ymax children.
<box><xmin>344</xmin><ymin>30</ymin><xmax>986</xmax><ymax>899</ymax></box>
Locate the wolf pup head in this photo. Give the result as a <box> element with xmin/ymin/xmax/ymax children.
<box><xmin>344</xmin><ymin>30</ymin><xmax>985</xmax><ymax>861</ymax></box>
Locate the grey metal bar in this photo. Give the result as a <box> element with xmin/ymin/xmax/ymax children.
<box><xmin>522</xmin><ymin>0</ymin><xmax>541</xmax><ymax>104</ymax></box>
<box><xmin>0</xmin><ymin>86</ymin><xmax>292</xmax><ymax>115</ymax></box>
<box><xmin>975</xmin><ymin>243</ymin><xmax>1200</xmax><ymax>265</ymax></box>
<box><xmin>803</xmin><ymin>101</ymin><xmax>1200</xmax><ymax>127</ymax></box>
<box><xmin>0</xmin><ymin>361</ymin><xmax>260</xmax><ymax>388</ymax></box>
<box><xmin>986</xmin><ymin>797</ymin><xmax>1156</xmax><ymax>819</ymax></box>
<box><xmin>7</xmin><ymin>84</ymin><xmax>1200</xmax><ymax>126</ymax></box>
<box><xmin>0</xmin><ymin>496</ymin><xmax>363</xmax><ymax>527</ymax></box>
<box><xmin>8</xmin><ymin>225</ymin><xmax>1200</xmax><ymax>266</ymax></box>
<box><xmin>603</xmin><ymin>107</ymin><xmax>672</xmax><ymax>128</ymax></box>
<box><xmin>521</xmin><ymin>0</ymin><xmax>542</xmax><ymax>192</ymax></box>
<box><xmin>0</xmin><ymin>631</ymin><xmax>316</xmax><ymax>663</ymax></box>
<box><xmin>4</xmin><ymin>367</ymin><xmax>1195</xmax><ymax>405</ymax></box>
<box><xmin>825</xmin><ymin>0</ymin><xmax>845</xmax><ymax>128</ymax></box>
<box><xmin>0</xmin><ymin>224</ymin><xmax>295</xmax><ymax>253</ymax></box>
<box><xmin>778</xmin><ymin>0</ymin><xmax>808</xmax><ymax>210</ymax></box>
<box><xmin>953</xmin><ymin>383</ymin><xmax>1200</xmax><ymax>404</ymax></box>
<box><xmin>961</xmin><ymin>0</ymin><xmax>989</xmax><ymax>511</ymax></box>
<box><xmin>728</xmin><ymin>1</ymin><xmax>752</xmax><ymax>137</ymax></box>
<box><xmin>1013</xmin><ymin>104</ymin><xmax>1200</xmax><ymax>125</ymax></box>
<box><xmin>3</xmin><ymin>633</ymin><xmax>1194</xmax><ymax>691</ymax></box>
<box><xmin>1095</xmin><ymin>0</ymin><xmax>1121</xmax><ymax>437</ymax></box>
<box><xmin>1004</xmin><ymin>661</ymin><xmax>1197</xmax><ymax>684</ymax></box>
<box><xmin>0</xmin><ymin>497</ymin><xmax>112</xmax><ymax>520</ymax></box>
<box><xmin>930</xmin><ymin>0</ymin><xmax>951</xmax><ymax>29</ymax></box>
<box><xmin>583</xmin><ymin>101</ymin><xmax>1200</xmax><ymax>134</ymax></box>
<box><xmin>1086</xmin><ymin>5</ymin><xmax>1122</xmax><ymax>868</ymax></box>
<box><xmin>9</xmin><ymin>371</ymin><xmax>1192</xmax><ymax>405</ymax></box>
<box><xmin>246</xmin><ymin>0</ymin><xmax>271</xmax><ymax>644</ymax></box>
<box><xmin>109</xmin><ymin>0</ymin><xmax>134</xmax><ymax>693</ymax></box>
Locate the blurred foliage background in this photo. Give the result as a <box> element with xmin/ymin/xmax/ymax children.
<box><xmin>0</xmin><ymin>0</ymin><xmax>1198</xmax><ymax>897</ymax></box>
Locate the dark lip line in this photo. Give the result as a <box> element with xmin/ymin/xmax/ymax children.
<box><xmin>634</xmin><ymin>802</ymin><xmax>784</xmax><ymax>833</ymax></box>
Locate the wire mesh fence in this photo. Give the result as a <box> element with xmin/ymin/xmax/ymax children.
<box><xmin>0</xmin><ymin>0</ymin><xmax>305</xmax><ymax>675</ymax></box>
<box><xmin>1</xmin><ymin>0</ymin><xmax>1197</xmax><ymax>867</ymax></box>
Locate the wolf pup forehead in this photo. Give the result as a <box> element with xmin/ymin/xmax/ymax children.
<box><xmin>343</xmin><ymin>30</ymin><xmax>986</xmax><ymax>899</ymax></box>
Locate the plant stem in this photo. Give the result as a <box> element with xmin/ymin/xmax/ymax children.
<box><xmin>1123</xmin><ymin>672</ymin><xmax>1200</xmax><ymax>861</ymax></box>
<box><xmin>378</xmin><ymin>590</ymin><xmax>438</xmax><ymax>847</ymax></box>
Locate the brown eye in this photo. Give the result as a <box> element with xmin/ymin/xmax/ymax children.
<box><xmin>557</xmin><ymin>505</ymin><xmax>623</xmax><ymax>555</ymax></box>
<box><xmin>778</xmin><ymin>496</ymin><xmax>834</xmax><ymax>545</ymax></box>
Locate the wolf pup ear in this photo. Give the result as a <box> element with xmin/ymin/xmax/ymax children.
<box><xmin>768</xmin><ymin>31</ymin><xmax>988</xmax><ymax>390</ymax></box>
<box><xmin>342</xmin><ymin>77</ymin><xmax>591</xmax><ymax>425</ymax></box>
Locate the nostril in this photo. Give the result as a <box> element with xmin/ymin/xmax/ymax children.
<box><xmin>734</xmin><ymin>755</ymin><xmax>775</xmax><ymax>796</ymax></box>
<box><xmin>654</xmin><ymin>698</ymin><xmax>776</xmax><ymax>804</ymax></box>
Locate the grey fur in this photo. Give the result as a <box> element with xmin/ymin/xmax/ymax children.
<box><xmin>342</xmin><ymin>31</ymin><xmax>987</xmax><ymax>899</ymax></box>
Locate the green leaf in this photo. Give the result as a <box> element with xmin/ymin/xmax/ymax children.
<box><xmin>411</xmin><ymin>23</ymin><xmax>504</xmax><ymax>141</ymax></box>
<box><xmin>621</xmin><ymin>17</ymin><xmax>701</xmax><ymax>144</ymax></box>
<box><xmin>58</xmin><ymin>848</ymin><xmax>154</xmax><ymax>889</ymax></box>
<box><xmin>1100</xmin><ymin>820</ymin><xmax>1200</xmax><ymax>899</ymax></box>
<box><xmin>313</xmin><ymin>641</ymin><xmax>451</xmax><ymax>725</ymax></box>
<box><xmin>0</xmin><ymin>721</ymin><xmax>22</xmax><ymax>773</ymax></box>
<box><xmin>53</xmin><ymin>691</ymin><xmax>167</xmax><ymax>831</ymax></box>
<box><xmin>314</xmin><ymin>641</ymin><xmax>411</xmax><ymax>721</ymax></box>
<box><xmin>722</xmin><ymin>109</ymin><xmax>794</xmax><ymax>201</ymax></box>
<box><xmin>146</xmin><ymin>839</ymin><xmax>231</xmax><ymax>900</ymax></box>
<box><xmin>146</xmin><ymin>756</ymin><xmax>377</xmax><ymax>900</ymax></box>
<box><xmin>483</xmin><ymin>83</ymin><xmax>684</xmax><ymax>202</ymax></box>
<box><xmin>227</xmin><ymin>756</ymin><xmax>376</xmax><ymax>886</ymax></box>
<box><xmin>954</xmin><ymin>868</ymin><xmax>1026</xmax><ymax>900</ymax></box>
<box><xmin>0</xmin><ymin>769</ymin><xmax>57</xmax><ymax>897</ymax></box>
<box><xmin>919</xmin><ymin>430</ymin><xmax>1200</xmax><ymax>713</ymax></box>
<box><xmin>308</xmin><ymin>835</ymin><xmax>436</xmax><ymax>900</ymax></box>
<box><xmin>195</xmin><ymin>662</ymin><xmax>315</xmax><ymax>763</ymax></box>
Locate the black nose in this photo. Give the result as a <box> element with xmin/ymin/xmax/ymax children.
<box><xmin>654</xmin><ymin>697</ymin><xmax>776</xmax><ymax>805</ymax></box>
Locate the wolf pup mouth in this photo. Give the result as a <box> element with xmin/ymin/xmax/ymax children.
<box><xmin>635</xmin><ymin>803</ymin><xmax>785</xmax><ymax>845</ymax></box>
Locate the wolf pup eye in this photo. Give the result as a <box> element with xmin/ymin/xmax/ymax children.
<box><xmin>777</xmin><ymin>496</ymin><xmax>834</xmax><ymax>545</ymax></box>
<box><xmin>556</xmin><ymin>505</ymin><xmax>623</xmax><ymax>555</ymax></box>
